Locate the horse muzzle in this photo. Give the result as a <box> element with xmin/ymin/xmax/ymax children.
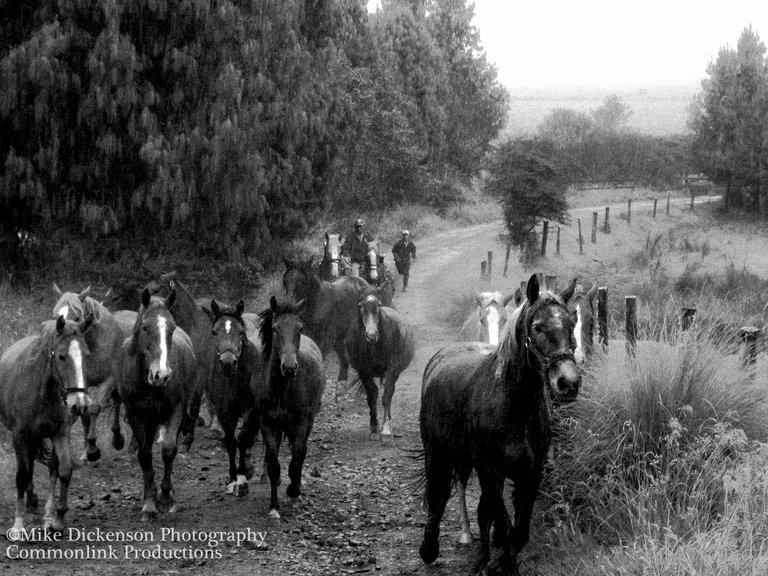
<box><xmin>148</xmin><ymin>367</ymin><xmax>173</xmax><ymax>386</ymax></box>
<box><xmin>365</xmin><ymin>329</ymin><xmax>379</xmax><ymax>344</ymax></box>
<box><xmin>548</xmin><ymin>360</ymin><xmax>581</xmax><ymax>403</ymax></box>
<box><xmin>66</xmin><ymin>390</ymin><xmax>93</xmax><ymax>414</ymax></box>
<box><xmin>280</xmin><ymin>362</ymin><xmax>298</xmax><ymax>378</ymax></box>
<box><xmin>218</xmin><ymin>351</ymin><xmax>238</xmax><ymax>377</ymax></box>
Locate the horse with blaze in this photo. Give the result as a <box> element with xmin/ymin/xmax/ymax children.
<box><xmin>116</xmin><ymin>288</ymin><xmax>198</xmax><ymax>521</ymax></box>
<box><xmin>419</xmin><ymin>273</ymin><xmax>581</xmax><ymax>575</ymax></box>
<box><xmin>345</xmin><ymin>286</ymin><xmax>415</xmax><ymax>437</ymax></box>
<box><xmin>0</xmin><ymin>314</ymin><xmax>94</xmax><ymax>533</ymax></box>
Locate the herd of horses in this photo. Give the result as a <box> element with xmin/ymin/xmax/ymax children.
<box><xmin>0</xmin><ymin>234</ymin><xmax>600</xmax><ymax>575</ymax></box>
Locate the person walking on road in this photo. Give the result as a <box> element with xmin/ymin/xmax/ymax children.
<box><xmin>392</xmin><ymin>230</ymin><xmax>416</xmax><ymax>292</ymax></box>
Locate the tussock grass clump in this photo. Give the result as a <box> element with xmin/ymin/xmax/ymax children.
<box><xmin>542</xmin><ymin>321</ymin><xmax>768</xmax><ymax>549</ymax></box>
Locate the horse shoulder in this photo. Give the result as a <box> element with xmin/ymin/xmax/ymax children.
<box><xmin>173</xmin><ymin>328</ymin><xmax>196</xmax><ymax>366</ymax></box>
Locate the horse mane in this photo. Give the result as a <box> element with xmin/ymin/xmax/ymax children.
<box><xmin>81</xmin><ymin>296</ymin><xmax>108</xmax><ymax>322</ymax></box>
<box><xmin>493</xmin><ymin>290</ymin><xmax>565</xmax><ymax>383</ymax></box>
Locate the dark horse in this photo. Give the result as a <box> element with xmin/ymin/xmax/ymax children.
<box><xmin>256</xmin><ymin>296</ymin><xmax>325</xmax><ymax>519</ymax></box>
<box><xmin>117</xmin><ymin>288</ymin><xmax>198</xmax><ymax>521</ymax></box>
<box><xmin>149</xmin><ymin>271</ymin><xmax>211</xmax><ymax>451</ymax></box>
<box><xmin>0</xmin><ymin>314</ymin><xmax>94</xmax><ymax>533</ymax></box>
<box><xmin>419</xmin><ymin>274</ymin><xmax>581</xmax><ymax>575</ymax></box>
<box><xmin>51</xmin><ymin>284</ymin><xmax>129</xmax><ymax>462</ymax></box>
<box><xmin>282</xmin><ymin>256</ymin><xmax>369</xmax><ymax>384</ymax></box>
<box><xmin>208</xmin><ymin>299</ymin><xmax>262</xmax><ymax>496</ymax></box>
<box><xmin>345</xmin><ymin>286</ymin><xmax>415</xmax><ymax>437</ymax></box>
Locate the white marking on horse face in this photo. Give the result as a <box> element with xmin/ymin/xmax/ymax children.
<box><xmin>58</xmin><ymin>305</ymin><xmax>69</xmax><ymax>319</ymax></box>
<box><xmin>225</xmin><ymin>319</ymin><xmax>231</xmax><ymax>334</ymax></box>
<box><xmin>330</xmin><ymin>261</ymin><xmax>339</xmax><ymax>277</ymax></box>
<box><xmin>486</xmin><ymin>306</ymin><xmax>501</xmax><ymax>346</ymax></box>
<box><xmin>574</xmin><ymin>304</ymin><xmax>584</xmax><ymax>364</ymax></box>
<box><xmin>158</xmin><ymin>316</ymin><xmax>170</xmax><ymax>374</ymax></box>
<box><xmin>69</xmin><ymin>340</ymin><xmax>86</xmax><ymax>390</ymax></box>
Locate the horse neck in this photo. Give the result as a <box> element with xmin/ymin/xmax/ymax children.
<box><xmin>172</xmin><ymin>281</ymin><xmax>203</xmax><ymax>330</ymax></box>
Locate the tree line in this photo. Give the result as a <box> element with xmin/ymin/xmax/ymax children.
<box><xmin>0</xmin><ymin>0</ymin><xmax>508</xmax><ymax>270</ymax></box>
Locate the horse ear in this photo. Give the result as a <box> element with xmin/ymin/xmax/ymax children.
<box><xmin>56</xmin><ymin>314</ymin><xmax>66</xmax><ymax>334</ymax></box>
<box><xmin>210</xmin><ymin>299</ymin><xmax>220</xmax><ymax>318</ymax></box>
<box><xmin>166</xmin><ymin>289</ymin><xmax>177</xmax><ymax>310</ymax></box>
<box><xmin>526</xmin><ymin>274</ymin><xmax>539</xmax><ymax>303</ymax></box>
<box><xmin>514</xmin><ymin>287</ymin><xmax>523</xmax><ymax>307</ymax></box>
<box><xmin>501</xmin><ymin>292</ymin><xmax>515</xmax><ymax>307</ymax></box>
<box><xmin>473</xmin><ymin>291</ymin><xmax>483</xmax><ymax>306</ymax></box>
<box><xmin>79</xmin><ymin>285</ymin><xmax>91</xmax><ymax>300</ymax></box>
<box><xmin>559</xmin><ymin>277</ymin><xmax>577</xmax><ymax>302</ymax></box>
<box><xmin>52</xmin><ymin>282</ymin><xmax>62</xmax><ymax>296</ymax></box>
<box><xmin>270</xmin><ymin>295</ymin><xmax>278</xmax><ymax>312</ymax></box>
<box><xmin>295</xmin><ymin>299</ymin><xmax>305</xmax><ymax>312</ymax></box>
<box><xmin>325</xmin><ymin>230</ymin><xmax>330</xmax><ymax>241</ymax></box>
<box><xmin>236</xmin><ymin>299</ymin><xmax>245</xmax><ymax>316</ymax></box>
<box><xmin>339</xmin><ymin>234</ymin><xmax>345</xmax><ymax>244</ymax></box>
<box><xmin>587</xmin><ymin>282</ymin><xmax>599</xmax><ymax>301</ymax></box>
<box><xmin>283</xmin><ymin>256</ymin><xmax>295</xmax><ymax>270</ymax></box>
<box><xmin>80</xmin><ymin>313</ymin><xmax>95</xmax><ymax>334</ymax></box>
<box><xmin>141</xmin><ymin>287</ymin><xmax>151</xmax><ymax>309</ymax></box>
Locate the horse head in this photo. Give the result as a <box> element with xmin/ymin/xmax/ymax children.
<box><xmin>519</xmin><ymin>273</ymin><xmax>581</xmax><ymax>402</ymax></box>
<box><xmin>265</xmin><ymin>295</ymin><xmax>304</xmax><ymax>378</ymax></box>
<box><xmin>473</xmin><ymin>291</ymin><xmax>508</xmax><ymax>346</ymax></box>
<box><xmin>366</xmin><ymin>240</ymin><xmax>379</xmax><ymax>282</ymax></box>
<box><xmin>132</xmin><ymin>287</ymin><xmax>178</xmax><ymax>387</ymax></box>
<box><xmin>323</xmin><ymin>232</ymin><xmax>344</xmax><ymax>279</ymax></box>
<box><xmin>51</xmin><ymin>283</ymin><xmax>91</xmax><ymax>322</ymax></box>
<box><xmin>282</xmin><ymin>256</ymin><xmax>317</xmax><ymax>303</ymax></box>
<box><xmin>358</xmin><ymin>289</ymin><xmax>384</xmax><ymax>344</ymax></box>
<box><xmin>210</xmin><ymin>298</ymin><xmax>247</xmax><ymax>378</ymax></box>
<box><xmin>49</xmin><ymin>314</ymin><xmax>95</xmax><ymax>414</ymax></box>
<box><xmin>567</xmin><ymin>281</ymin><xmax>598</xmax><ymax>364</ymax></box>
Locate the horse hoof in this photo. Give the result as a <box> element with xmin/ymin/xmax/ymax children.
<box><xmin>234</xmin><ymin>482</ymin><xmax>249</xmax><ymax>498</ymax></box>
<box><xmin>245</xmin><ymin>464</ymin><xmax>255</xmax><ymax>480</ymax></box>
<box><xmin>418</xmin><ymin>539</ymin><xmax>439</xmax><ymax>564</ymax></box>
<box><xmin>286</xmin><ymin>483</ymin><xmax>301</xmax><ymax>499</ymax></box>
<box><xmin>268</xmin><ymin>509</ymin><xmax>281</xmax><ymax>525</ymax></box>
<box><xmin>141</xmin><ymin>511</ymin><xmax>157</xmax><ymax>522</ymax></box>
<box><xmin>259</xmin><ymin>472</ymin><xmax>269</xmax><ymax>485</ymax></box>
<box><xmin>156</xmin><ymin>494</ymin><xmax>174</xmax><ymax>513</ymax></box>
<box><xmin>112</xmin><ymin>432</ymin><xmax>125</xmax><ymax>451</ymax></box>
<box><xmin>459</xmin><ymin>532</ymin><xmax>472</xmax><ymax>545</ymax></box>
<box><xmin>87</xmin><ymin>447</ymin><xmax>101</xmax><ymax>462</ymax></box>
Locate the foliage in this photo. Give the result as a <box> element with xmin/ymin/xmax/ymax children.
<box><xmin>0</xmin><ymin>0</ymin><xmax>508</xmax><ymax>273</ymax></box>
<box><xmin>689</xmin><ymin>26</ymin><xmax>768</xmax><ymax>211</ymax></box>
<box><xmin>482</xmin><ymin>138</ymin><xmax>569</xmax><ymax>260</ymax></box>
<box><xmin>591</xmin><ymin>93</ymin><xmax>632</xmax><ymax>133</ymax></box>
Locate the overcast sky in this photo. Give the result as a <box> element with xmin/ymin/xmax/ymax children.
<box><xmin>369</xmin><ymin>1</ymin><xmax>768</xmax><ymax>90</ymax></box>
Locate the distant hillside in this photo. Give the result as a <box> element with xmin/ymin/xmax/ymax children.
<box><xmin>502</xmin><ymin>85</ymin><xmax>698</xmax><ymax>137</ymax></box>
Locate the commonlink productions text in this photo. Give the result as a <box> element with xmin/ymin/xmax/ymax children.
<box><xmin>5</xmin><ymin>527</ymin><xmax>267</xmax><ymax>561</ymax></box>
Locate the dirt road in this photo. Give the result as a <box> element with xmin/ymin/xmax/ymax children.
<box><xmin>0</xmin><ymin>219</ymin><xmax>516</xmax><ymax>576</ymax></box>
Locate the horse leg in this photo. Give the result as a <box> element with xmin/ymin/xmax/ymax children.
<box><xmin>334</xmin><ymin>337</ymin><xmax>349</xmax><ymax>383</ymax></box>
<box><xmin>456</xmin><ymin>465</ymin><xmax>473</xmax><ymax>545</ymax></box>
<box><xmin>419</xmin><ymin>448</ymin><xmax>454</xmax><ymax>565</ymax></box>
<box><xmin>179</xmin><ymin>384</ymin><xmax>203</xmax><ymax>453</ymax></box>
<box><xmin>380</xmin><ymin>373</ymin><xmax>396</xmax><ymax>437</ymax></box>
<box><xmin>131</xmin><ymin>417</ymin><xmax>159</xmax><ymax>521</ymax></box>
<box><xmin>474</xmin><ymin>469</ymin><xmax>512</xmax><ymax>576</ymax></box>
<box><xmin>286</xmin><ymin>415</ymin><xmax>314</xmax><ymax>501</ymax></box>
<box><xmin>157</xmin><ymin>407</ymin><xmax>184</xmax><ymax>514</ymax></box>
<box><xmin>220</xmin><ymin>410</ymin><xmax>239</xmax><ymax>495</ymax></box>
<box><xmin>506</xmin><ymin>472</ymin><xmax>542</xmax><ymax>575</ymax></box>
<box><xmin>234</xmin><ymin>407</ymin><xmax>260</xmax><ymax>496</ymax></box>
<box><xmin>110</xmin><ymin>388</ymin><xmax>125</xmax><ymax>451</ymax></box>
<box><xmin>84</xmin><ymin>382</ymin><xmax>109</xmax><ymax>462</ymax></box>
<box><xmin>361</xmin><ymin>376</ymin><xmax>379</xmax><ymax>436</ymax></box>
<box><xmin>44</xmin><ymin>431</ymin><xmax>74</xmax><ymax>533</ymax></box>
<box><xmin>261</xmin><ymin>423</ymin><xmax>283</xmax><ymax>520</ymax></box>
<box><xmin>11</xmin><ymin>435</ymin><xmax>34</xmax><ymax>532</ymax></box>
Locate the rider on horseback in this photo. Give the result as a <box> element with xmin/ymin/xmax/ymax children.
<box><xmin>342</xmin><ymin>218</ymin><xmax>371</xmax><ymax>278</ymax></box>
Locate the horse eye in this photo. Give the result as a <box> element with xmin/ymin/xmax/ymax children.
<box><xmin>58</xmin><ymin>354</ymin><xmax>67</xmax><ymax>361</ymax></box>
<box><xmin>212</xmin><ymin>329</ymin><xmax>218</xmax><ymax>336</ymax></box>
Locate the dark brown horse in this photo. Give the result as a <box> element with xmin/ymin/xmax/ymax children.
<box><xmin>282</xmin><ymin>256</ymin><xmax>370</xmax><ymax>384</ymax></box>
<box><xmin>0</xmin><ymin>314</ymin><xmax>94</xmax><ymax>533</ymax></box>
<box><xmin>116</xmin><ymin>288</ymin><xmax>198</xmax><ymax>521</ymax></box>
<box><xmin>256</xmin><ymin>296</ymin><xmax>325</xmax><ymax>519</ymax></box>
<box><xmin>345</xmin><ymin>287</ymin><xmax>415</xmax><ymax>437</ymax></box>
<box><xmin>419</xmin><ymin>274</ymin><xmax>581</xmax><ymax>575</ymax></box>
<box><xmin>149</xmin><ymin>271</ymin><xmax>212</xmax><ymax>451</ymax></box>
<box><xmin>208</xmin><ymin>299</ymin><xmax>262</xmax><ymax>496</ymax></box>
<box><xmin>51</xmin><ymin>284</ymin><xmax>130</xmax><ymax>462</ymax></box>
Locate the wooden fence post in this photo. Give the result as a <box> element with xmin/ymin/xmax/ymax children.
<box><xmin>680</xmin><ymin>308</ymin><xmax>697</xmax><ymax>331</ymax></box>
<box><xmin>520</xmin><ymin>281</ymin><xmax>527</xmax><ymax>295</ymax></box>
<box><xmin>487</xmin><ymin>251</ymin><xmax>493</xmax><ymax>280</ymax></box>
<box><xmin>591</xmin><ymin>212</ymin><xmax>598</xmax><ymax>244</ymax></box>
<box><xmin>690</xmin><ymin>186</ymin><xmax>695</xmax><ymax>209</ymax></box>
<box><xmin>480</xmin><ymin>261</ymin><xmax>487</xmax><ymax>281</ymax></box>
<box><xmin>625</xmin><ymin>296</ymin><xmax>637</xmax><ymax>357</ymax></box>
<box><xmin>577</xmin><ymin>218</ymin><xmax>584</xmax><ymax>254</ymax></box>
<box><xmin>597</xmin><ymin>287</ymin><xmax>608</xmax><ymax>352</ymax></box>
<box><xmin>627</xmin><ymin>198</ymin><xmax>632</xmax><ymax>225</ymax></box>
<box><xmin>556</xmin><ymin>225</ymin><xmax>561</xmax><ymax>255</ymax></box>
<box><xmin>666</xmin><ymin>192</ymin><xmax>670</xmax><ymax>215</ymax></box>
<box><xmin>739</xmin><ymin>327</ymin><xmax>760</xmax><ymax>376</ymax></box>
<box><xmin>653</xmin><ymin>197</ymin><xmax>658</xmax><ymax>219</ymax></box>
<box><xmin>503</xmin><ymin>242</ymin><xmax>511</xmax><ymax>278</ymax></box>
<box><xmin>541</xmin><ymin>221</ymin><xmax>549</xmax><ymax>256</ymax></box>
<box><xmin>603</xmin><ymin>206</ymin><xmax>611</xmax><ymax>233</ymax></box>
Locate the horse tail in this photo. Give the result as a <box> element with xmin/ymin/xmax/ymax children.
<box><xmin>400</xmin><ymin>445</ymin><xmax>428</xmax><ymax>505</ymax></box>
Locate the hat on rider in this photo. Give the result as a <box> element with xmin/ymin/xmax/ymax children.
<box><xmin>355</xmin><ymin>218</ymin><xmax>364</xmax><ymax>227</ymax></box>
<box><xmin>401</xmin><ymin>230</ymin><xmax>409</xmax><ymax>236</ymax></box>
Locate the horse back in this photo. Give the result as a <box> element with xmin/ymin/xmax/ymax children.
<box><xmin>0</xmin><ymin>336</ymin><xmax>40</xmax><ymax>428</ymax></box>
<box><xmin>113</xmin><ymin>310</ymin><xmax>137</xmax><ymax>340</ymax></box>
<box><xmin>420</xmin><ymin>343</ymin><xmax>496</xmax><ymax>452</ymax></box>
<box><xmin>298</xmin><ymin>335</ymin><xmax>325</xmax><ymax>409</ymax></box>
